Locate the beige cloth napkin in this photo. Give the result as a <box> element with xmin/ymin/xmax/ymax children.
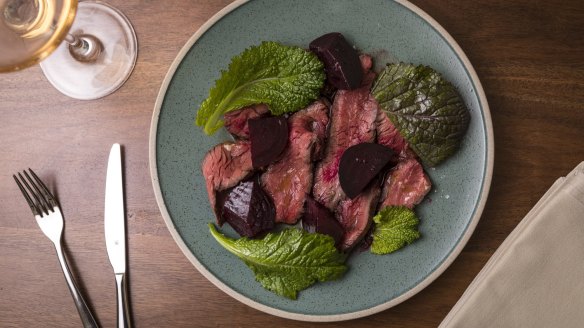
<box><xmin>440</xmin><ymin>162</ymin><xmax>584</xmax><ymax>328</ymax></box>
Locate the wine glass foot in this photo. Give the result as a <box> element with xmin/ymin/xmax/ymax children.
<box><xmin>40</xmin><ymin>1</ymin><xmax>137</xmax><ymax>100</ymax></box>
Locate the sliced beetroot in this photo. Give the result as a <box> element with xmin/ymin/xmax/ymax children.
<box><xmin>214</xmin><ymin>188</ymin><xmax>231</xmax><ymax>224</ymax></box>
<box><xmin>220</xmin><ymin>177</ymin><xmax>275</xmax><ymax>238</ymax></box>
<box><xmin>301</xmin><ymin>197</ymin><xmax>344</xmax><ymax>248</ymax></box>
<box><xmin>309</xmin><ymin>32</ymin><xmax>363</xmax><ymax>90</ymax></box>
<box><xmin>338</xmin><ymin>143</ymin><xmax>395</xmax><ymax>199</ymax></box>
<box><xmin>249</xmin><ymin>116</ymin><xmax>288</xmax><ymax>169</ymax></box>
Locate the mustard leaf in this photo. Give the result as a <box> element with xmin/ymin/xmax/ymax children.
<box><xmin>209</xmin><ymin>224</ymin><xmax>346</xmax><ymax>299</ymax></box>
<box><xmin>195</xmin><ymin>42</ymin><xmax>325</xmax><ymax>135</ymax></box>
<box><xmin>370</xmin><ymin>206</ymin><xmax>421</xmax><ymax>255</ymax></box>
<box><xmin>372</xmin><ymin>63</ymin><xmax>470</xmax><ymax>166</ymax></box>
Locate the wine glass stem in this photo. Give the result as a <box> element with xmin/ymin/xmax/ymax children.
<box><xmin>64</xmin><ymin>33</ymin><xmax>83</xmax><ymax>47</ymax></box>
<box><xmin>64</xmin><ymin>33</ymin><xmax>102</xmax><ymax>62</ymax></box>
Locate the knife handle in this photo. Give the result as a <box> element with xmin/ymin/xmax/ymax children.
<box><xmin>114</xmin><ymin>273</ymin><xmax>131</xmax><ymax>328</ymax></box>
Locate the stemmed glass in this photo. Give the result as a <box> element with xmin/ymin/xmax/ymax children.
<box><xmin>0</xmin><ymin>0</ymin><xmax>137</xmax><ymax>100</ymax></box>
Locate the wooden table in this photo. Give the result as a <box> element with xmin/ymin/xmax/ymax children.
<box><xmin>1</xmin><ymin>0</ymin><xmax>582</xmax><ymax>327</ymax></box>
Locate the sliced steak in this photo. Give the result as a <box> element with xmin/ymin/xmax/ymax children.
<box><xmin>308</xmin><ymin>99</ymin><xmax>331</xmax><ymax>162</ymax></box>
<box><xmin>379</xmin><ymin>158</ymin><xmax>432</xmax><ymax>209</ymax></box>
<box><xmin>224</xmin><ymin>104</ymin><xmax>269</xmax><ymax>139</ymax></box>
<box><xmin>201</xmin><ymin>141</ymin><xmax>253</xmax><ymax>224</ymax></box>
<box><xmin>376</xmin><ymin>109</ymin><xmax>407</xmax><ymax>155</ymax></box>
<box><xmin>375</xmin><ymin>108</ymin><xmax>417</xmax><ymax>160</ymax></box>
<box><xmin>336</xmin><ymin>182</ymin><xmax>381</xmax><ymax>251</ymax></box>
<box><xmin>261</xmin><ymin>100</ymin><xmax>330</xmax><ymax>224</ymax></box>
<box><xmin>313</xmin><ymin>56</ymin><xmax>378</xmax><ymax>210</ymax></box>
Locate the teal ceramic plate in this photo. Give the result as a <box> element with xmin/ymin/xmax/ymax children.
<box><xmin>150</xmin><ymin>0</ymin><xmax>493</xmax><ymax>321</ymax></box>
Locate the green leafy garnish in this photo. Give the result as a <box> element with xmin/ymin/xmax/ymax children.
<box><xmin>370</xmin><ymin>206</ymin><xmax>421</xmax><ymax>255</ymax></box>
<box><xmin>196</xmin><ymin>41</ymin><xmax>325</xmax><ymax>135</ymax></box>
<box><xmin>371</xmin><ymin>63</ymin><xmax>470</xmax><ymax>166</ymax></box>
<box><xmin>209</xmin><ymin>224</ymin><xmax>346</xmax><ymax>299</ymax></box>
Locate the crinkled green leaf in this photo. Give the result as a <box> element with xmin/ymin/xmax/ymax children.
<box><xmin>209</xmin><ymin>224</ymin><xmax>346</xmax><ymax>299</ymax></box>
<box><xmin>196</xmin><ymin>41</ymin><xmax>325</xmax><ymax>135</ymax></box>
<box><xmin>371</xmin><ymin>63</ymin><xmax>470</xmax><ymax>166</ymax></box>
<box><xmin>370</xmin><ymin>206</ymin><xmax>421</xmax><ymax>255</ymax></box>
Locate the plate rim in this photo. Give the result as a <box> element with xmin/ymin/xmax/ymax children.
<box><xmin>149</xmin><ymin>0</ymin><xmax>494</xmax><ymax>322</ymax></box>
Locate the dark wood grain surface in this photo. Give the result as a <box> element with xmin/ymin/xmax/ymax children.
<box><xmin>1</xmin><ymin>0</ymin><xmax>583</xmax><ymax>327</ymax></box>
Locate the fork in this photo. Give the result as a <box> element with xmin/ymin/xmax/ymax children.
<box><xmin>14</xmin><ymin>169</ymin><xmax>99</xmax><ymax>328</ymax></box>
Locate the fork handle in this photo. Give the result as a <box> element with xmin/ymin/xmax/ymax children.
<box><xmin>54</xmin><ymin>241</ymin><xmax>99</xmax><ymax>328</ymax></box>
<box><xmin>114</xmin><ymin>273</ymin><xmax>131</xmax><ymax>328</ymax></box>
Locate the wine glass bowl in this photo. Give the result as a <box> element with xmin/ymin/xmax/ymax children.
<box><xmin>40</xmin><ymin>1</ymin><xmax>137</xmax><ymax>100</ymax></box>
<box><xmin>0</xmin><ymin>0</ymin><xmax>137</xmax><ymax>100</ymax></box>
<box><xmin>0</xmin><ymin>0</ymin><xmax>77</xmax><ymax>72</ymax></box>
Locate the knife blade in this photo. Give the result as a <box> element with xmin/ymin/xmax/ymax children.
<box><xmin>104</xmin><ymin>143</ymin><xmax>131</xmax><ymax>328</ymax></box>
<box><xmin>105</xmin><ymin>143</ymin><xmax>125</xmax><ymax>274</ymax></box>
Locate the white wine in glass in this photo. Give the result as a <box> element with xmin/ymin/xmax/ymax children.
<box><xmin>0</xmin><ymin>0</ymin><xmax>137</xmax><ymax>100</ymax></box>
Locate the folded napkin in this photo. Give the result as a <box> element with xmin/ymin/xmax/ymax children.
<box><xmin>440</xmin><ymin>162</ymin><xmax>584</xmax><ymax>328</ymax></box>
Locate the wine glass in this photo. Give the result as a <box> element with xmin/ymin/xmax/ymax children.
<box><xmin>0</xmin><ymin>0</ymin><xmax>137</xmax><ymax>100</ymax></box>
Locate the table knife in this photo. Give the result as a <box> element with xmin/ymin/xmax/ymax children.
<box><xmin>104</xmin><ymin>143</ymin><xmax>131</xmax><ymax>328</ymax></box>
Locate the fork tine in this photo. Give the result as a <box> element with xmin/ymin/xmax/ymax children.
<box><xmin>18</xmin><ymin>171</ymin><xmax>50</xmax><ymax>215</ymax></box>
<box><xmin>28</xmin><ymin>168</ymin><xmax>57</xmax><ymax>207</ymax></box>
<box><xmin>22</xmin><ymin>170</ymin><xmax>54</xmax><ymax>214</ymax></box>
<box><xmin>13</xmin><ymin>174</ymin><xmax>41</xmax><ymax>216</ymax></box>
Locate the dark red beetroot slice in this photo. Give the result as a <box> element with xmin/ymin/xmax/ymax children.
<box><xmin>301</xmin><ymin>197</ymin><xmax>344</xmax><ymax>248</ymax></box>
<box><xmin>309</xmin><ymin>32</ymin><xmax>363</xmax><ymax>90</ymax></box>
<box><xmin>220</xmin><ymin>177</ymin><xmax>275</xmax><ymax>238</ymax></box>
<box><xmin>339</xmin><ymin>143</ymin><xmax>395</xmax><ymax>199</ymax></box>
<box><xmin>249</xmin><ymin>116</ymin><xmax>288</xmax><ymax>169</ymax></box>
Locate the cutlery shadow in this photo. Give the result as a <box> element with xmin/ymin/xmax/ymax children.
<box><xmin>61</xmin><ymin>236</ymin><xmax>102</xmax><ymax>327</ymax></box>
<box><xmin>120</xmin><ymin>145</ymin><xmax>134</xmax><ymax>326</ymax></box>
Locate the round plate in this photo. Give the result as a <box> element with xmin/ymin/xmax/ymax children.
<box><xmin>150</xmin><ymin>0</ymin><xmax>493</xmax><ymax>322</ymax></box>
